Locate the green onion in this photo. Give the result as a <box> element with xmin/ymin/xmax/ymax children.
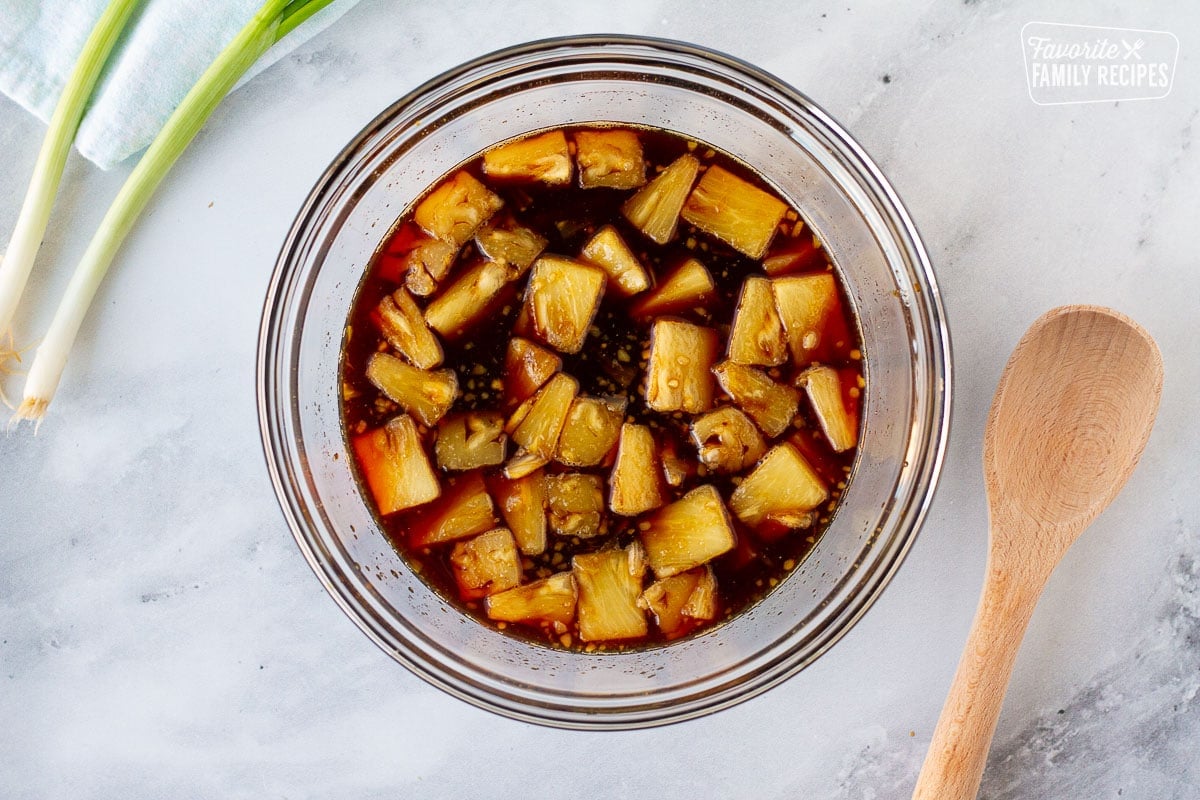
<box><xmin>14</xmin><ymin>0</ymin><xmax>335</xmax><ymax>424</ymax></box>
<box><xmin>0</xmin><ymin>0</ymin><xmax>139</xmax><ymax>406</ymax></box>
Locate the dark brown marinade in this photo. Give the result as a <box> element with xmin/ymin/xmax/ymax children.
<box><xmin>341</xmin><ymin>125</ymin><xmax>863</xmax><ymax>651</ymax></box>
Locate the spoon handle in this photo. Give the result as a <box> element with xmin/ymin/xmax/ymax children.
<box><xmin>912</xmin><ymin>558</ymin><xmax>1042</xmax><ymax>800</ymax></box>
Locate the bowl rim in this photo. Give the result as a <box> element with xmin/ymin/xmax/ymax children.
<box><xmin>257</xmin><ymin>33</ymin><xmax>953</xmax><ymax>729</ymax></box>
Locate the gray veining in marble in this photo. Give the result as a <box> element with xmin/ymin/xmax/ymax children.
<box><xmin>2</xmin><ymin>1</ymin><xmax>1198</xmax><ymax>798</ymax></box>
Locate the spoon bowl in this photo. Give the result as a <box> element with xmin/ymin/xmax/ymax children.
<box><xmin>914</xmin><ymin>305</ymin><xmax>1163</xmax><ymax>800</ymax></box>
<box><xmin>985</xmin><ymin>306</ymin><xmax>1164</xmax><ymax>567</ymax></box>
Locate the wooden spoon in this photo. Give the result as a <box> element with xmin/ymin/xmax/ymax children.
<box><xmin>912</xmin><ymin>305</ymin><xmax>1163</xmax><ymax>800</ymax></box>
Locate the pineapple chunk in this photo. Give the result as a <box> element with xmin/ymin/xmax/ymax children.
<box><xmin>555</xmin><ymin>395</ymin><xmax>626</xmax><ymax>467</ymax></box>
<box><xmin>573</xmin><ymin>544</ymin><xmax>648</xmax><ymax>642</ymax></box>
<box><xmin>376</xmin><ymin>288</ymin><xmax>444</xmax><ymax>369</ymax></box>
<box><xmin>511</xmin><ymin>373</ymin><xmax>579</xmax><ymax>458</ymax></box>
<box><xmin>474</xmin><ymin>218</ymin><xmax>547</xmax><ymax>275</ymax></box>
<box><xmin>622</xmin><ymin>154</ymin><xmax>700</xmax><ymax>244</ymax></box>
<box><xmin>487</xmin><ymin>469</ymin><xmax>547</xmax><ymax>555</ymax></box>
<box><xmin>545</xmin><ymin>473</ymin><xmax>606</xmax><ymax>538</ymax></box>
<box><xmin>365</xmin><ymin>353</ymin><xmax>458</xmax><ymax>427</ymax></box>
<box><xmin>726</xmin><ymin>276</ymin><xmax>787</xmax><ymax>367</ymax></box>
<box><xmin>629</xmin><ymin>257</ymin><xmax>716</xmax><ymax>319</ymax></box>
<box><xmin>749</xmin><ymin>510</ymin><xmax>817</xmax><ymax>543</ymax></box>
<box><xmin>375</xmin><ymin>223</ymin><xmax>422</xmax><ymax>284</ymax></box>
<box><xmin>659</xmin><ymin>434</ymin><xmax>696</xmax><ymax>489</ymax></box>
<box><xmin>798</xmin><ymin>365</ymin><xmax>859</xmax><ymax>453</ymax></box>
<box><xmin>574</xmin><ymin>129</ymin><xmax>646</xmax><ymax>190</ymax></box>
<box><xmin>423</xmin><ymin>260</ymin><xmax>512</xmax><ymax>340</ymax></box>
<box><xmin>502</xmin><ymin>336</ymin><xmax>562</xmax><ymax>410</ymax></box>
<box><xmin>483</xmin><ymin>131</ymin><xmax>572</xmax><ymax>185</ymax></box>
<box><xmin>502</xmin><ymin>449</ymin><xmax>549</xmax><ymax>481</ymax></box>
<box><xmin>434</xmin><ymin>412</ymin><xmax>507</xmax><ymax>471</ymax></box>
<box><xmin>689</xmin><ymin>406</ymin><xmax>767</xmax><ymax>474</ymax></box>
<box><xmin>609</xmin><ymin>423</ymin><xmax>667</xmax><ymax>516</ymax></box>
<box><xmin>402</xmin><ymin>237</ymin><xmax>459</xmax><ymax>297</ymax></box>
<box><xmin>639</xmin><ymin>570</ymin><xmax>700</xmax><ymax>639</ymax></box>
<box><xmin>681</xmin><ymin>566</ymin><xmax>718</xmax><ymax>620</ymax></box>
<box><xmin>504</xmin><ymin>391</ymin><xmax>537</xmax><ymax>435</ymax></box>
<box><xmin>486</xmin><ymin>571</ymin><xmax>577</xmax><ymax>626</ymax></box>
<box><xmin>407</xmin><ymin>471</ymin><xmax>498</xmax><ymax>548</ymax></box>
<box><xmin>711</xmin><ymin>360</ymin><xmax>799</xmax><ymax>438</ymax></box>
<box><xmin>640</xmin><ymin>484</ymin><xmax>737</xmax><ymax>579</ymax></box>
<box><xmin>414</xmin><ymin>170</ymin><xmax>503</xmax><ymax>245</ymax></box>
<box><xmin>772</xmin><ymin>273</ymin><xmax>841</xmax><ymax>365</ymax></box>
<box><xmin>729</xmin><ymin>443</ymin><xmax>828</xmax><ymax>529</ymax></box>
<box><xmin>680</xmin><ymin>165</ymin><xmax>787</xmax><ymax>258</ymax></box>
<box><xmin>644</xmin><ymin>319</ymin><xmax>719</xmax><ymax>413</ymax></box>
<box><xmin>524</xmin><ymin>256</ymin><xmax>607</xmax><ymax>354</ymax></box>
<box><xmin>351</xmin><ymin>414</ymin><xmax>440</xmax><ymax>515</ymax></box>
<box><xmin>785</xmin><ymin>427</ymin><xmax>843</xmax><ymax>487</ymax></box>
<box><xmin>762</xmin><ymin>234</ymin><xmax>826</xmax><ymax>277</ymax></box>
<box><xmin>510</xmin><ymin>298</ymin><xmax>533</xmax><ymax>339</ymax></box>
<box><xmin>449</xmin><ymin>528</ymin><xmax>522</xmax><ymax>600</ymax></box>
<box><xmin>579</xmin><ymin>225</ymin><xmax>651</xmax><ymax>296</ymax></box>
<box><xmin>639</xmin><ymin>566</ymin><xmax>717</xmax><ymax>638</ymax></box>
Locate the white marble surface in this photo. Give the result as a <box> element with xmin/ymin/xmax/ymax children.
<box><xmin>2</xmin><ymin>1</ymin><xmax>1198</xmax><ymax>797</ymax></box>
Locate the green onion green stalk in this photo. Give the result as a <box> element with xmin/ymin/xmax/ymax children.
<box><xmin>13</xmin><ymin>0</ymin><xmax>334</xmax><ymax>425</ymax></box>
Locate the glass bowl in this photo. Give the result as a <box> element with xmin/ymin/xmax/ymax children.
<box><xmin>257</xmin><ymin>35</ymin><xmax>951</xmax><ymax>729</ymax></box>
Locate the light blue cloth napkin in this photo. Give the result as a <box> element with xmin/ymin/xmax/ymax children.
<box><xmin>0</xmin><ymin>0</ymin><xmax>358</xmax><ymax>169</ymax></box>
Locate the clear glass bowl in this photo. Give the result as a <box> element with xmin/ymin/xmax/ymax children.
<box><xmin>257</xmin><ymin>35</ymin><xmax>951</xmax><ymax>729</ymax></box>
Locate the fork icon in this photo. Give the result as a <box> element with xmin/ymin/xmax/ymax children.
<box><xmin>1122</xmin><ymin>38</ymin><xmax>1145</xmax><ymax>60</ymax></box>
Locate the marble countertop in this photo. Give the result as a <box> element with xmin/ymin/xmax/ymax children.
<box><xmin>3</xmin><ymin>1</ymin><xmax>1198</xmax><ymax>797</ymax></box>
